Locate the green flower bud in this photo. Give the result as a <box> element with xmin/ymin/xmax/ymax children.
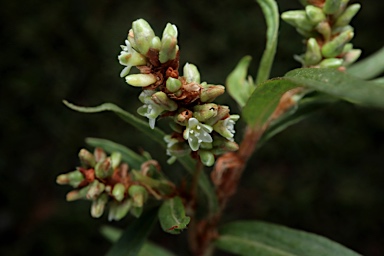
<box><xmin>132</xmin><ymin>19</ymin><xmax>156</xmax><ymax>55</ymax></box>
<box><xmin>159</xmin><ymin>23</ymin><xmax>178</xmax><ymax>63</ymax></box>
<box><xmin>323</xmin><ymin>0</ymin><xmax>342</xmax><ymax>15</ymax></box>
<box><xmin>183</xmin><ymin>63</ymin><xmax>200</xmax><ymax>83</ymax></box>
<box><xmin>86</xmin><ymin>180</ymin><xmax>106</xmax><ymax>200</ymax></box>
<box><xmin>304</xmin><ymin>38</ymin><xmax>322</xmax><ymax>66</ymax></box>
<box><xmin>205</xmin><ymin>105</ymin><xmax>230</xmax><ymax>126</ymax></box>
<box><xmin>78</xmin><ymin>149</ymin><xmax>96</xmax><ymax>168</ymax></box>
<box><xmin>108</xmin><ymin>199</ymin><xmax>132</xmax><ymax>221</ymax></box>
<box><xmin>125</xmin><ymin>74</ymin><xmax>157</xmax><ymax>87</ymax></box>
<box><xmin>130</xmin><ymin>206</ymin><xmax>143</xmax><ymax>218</ymax></box>
<box><xmin>166</xmin><ymin>77</ymin><xmax>182</xmax><ymax>93</ymax></box>
<box><xmin>56</xmin><ymin>170</ymin><xmax>84</xmax><ymax>188</ymax></box>
<box><xmin>150</xmin><ymin>36</ymin><xmax>161</xmax><ymax>51</ymax></box>
<box><xmin>110</xmin><ymin>152</ymin><xmax>122</xmax><ymax>169</ymax></box>
<box><xmin>193</xmin><ymin>103</ymin><xmax>218</xmax><ymax>122</ymax></box>
<box><xmin>200</xmin><ymin>85</ymin><xmax>225</xmax><ymax>102</ymax></box>
<box><xmin>305</xmin><ymin>6</ymin><xmax>326</xmax><ymax>25</ymax></box>
<box><xmin>152</xmin><ymin>91</ymin><xmax>178</xmax><ymax>111</ymax></box>
<box><xmin>199</xmin><ymin>150</ymin><xmax>215</xmax><ymax>167</ymax></box>
<box><xmin>212</xmin><ymin>114</ymin><xmax>240</xmax><ymax>141</ymax></box>
<box><xmin>95</xmin><ymin>157</ymin><xmax>113</xmax><ymax>179</ymax></box>
<box><xmin>112</xmin><ymin>183</ymin><xmax>126</xmax><ymax>202</ymax></box>
<box><xmin>212</xmin><ymin>137</ymin><xmax>239</xmax><ymax>155</ymax></box>
<box><xmin>321</xmin><ymin>30</ymin><xmax>354</xmax><ymax>58</ymax></box>
<box><xmin>281</xmin><ymin>10</ymin><xmax>314</xmax><ymax>32</ymax></box>
<box><xmin>164</xmin><ymin>135</ymin><xmax>191</xmax><ymax>164</ymax></box>
<box><xmin>343</xmin><ymin>49</ymin><xmax>361</xmax><ymax>66</ymax></box>
<box><xmin>334</xmin><ymin>3</ymin><xmax>361</xmax><ymax>27</ymax></box>
<box><xmin>66</xmin><ymin>186</ymin><xmax>90</xmax><ymax>201</ymax></box>
<box><xmin>319</xmin><ymin>58</ymin><xmax>344</xmax><ymax>68</ymax></box>
<box><xmin>128</xmin><ymin>185</ymin><xmax>148</xmax><ymax>208</ymax></box>
<box><xmin>316</xmin><ymin>21</ymin><xmax>331</xmax><ymax>42</ymax></box>
<box><xmin>342</xmin><ymin>43</ymin><xmax>353</xmax><ymax>54</ymax></box>
<box><xmin>91</xmin><ymin>193</ymin><xmax>109</xmax><ymax>218</ymax></box>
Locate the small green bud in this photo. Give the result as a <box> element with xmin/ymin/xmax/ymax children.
<box><xmin>159</xmin><ymin>23</ymin><xmax>178</xmax><ymax>63</ymax></box>
<box><xmin>110</xmin><ymin>152</ymin><xmax>122</xmax><ymax>169</ymax></box>
<box><xmin>56</xmin><ymin>170</ymin><xmax>84</xmax><ymax>187</ymax></box>
<box><xmin>132</xmin><ymin>19</ymin><xmax>155</xmax><ymax>55</ymax></box>
<box><xmin>323</xmin><ymin>0</ymin><xmax>342</xmax><ymax>15</ymax></box>
<box><xmin>128</xmin><ymin>185</ymin><xmax>148</xmax><ymax>208</ymax></box>
<box><xmin>321</xmin><ymin>30</ymin><xmax>354</xmax><ymax>58</ymax></box>
<box><xmin>86</xmin><ymin>180</ymin><xmax>106</xmax><ymax>200</ymax></box>
<box><xmin>305</xmin><ymin>6</ymin><xmax>326</xmax><ymax>25</ymax></box>
<box><xmin>130</xmin><ymin>206</ymin><xmax>143</xmax><ymax>218</ymax></box>
<box><xmin>200</xmin><ymin>85</ymin><xmax>225</xmax><ymax>102</ymax></box>
<box><xmin>183</xmin><ymin>63</ymin><xmax>200</xmax><ymax>83</ymax></box>
<box><xmin>281</xmin><ymin>10</ymin><xmax>314</xmax><ymax>32</ymax></box>
<box><xmin>126</xmin><ymin>74</ymin><xmax>157</xmax><ymax>87</ymax></box>
<box><xmin>193</xmin><ymin>103</ymin><xmax>218</xmax><ymax>122</ymax></box>
<box><xmin>150</xmin><ymin>36</ymin><xmax>161</xmax><ymax>51</ymax></box>
<box><xmin>199</xmin><ymin>150</ymin><xmax>215</xmax><ymax>167</ymax></box>
<box><xmin>95</xmin><ymin>158</ymin><xmax>113</xmax><ymax>179</ymax></box>
<box><xmin>152</xmin><ymin>91</ymin><xmax>178</xmax><ymax>111</ymax></box>
<box><xmin>112</xmin><ymin>183</ymin><xmax>126</xmax><ymax>202</ymax></box>
<box><xmin>108</xmin><ymin>200</ymin><xmax>132</xmax><ymax>221</ymax></box>
<box><xmin>66</xmin><ymin>186</ymin><xmax>90</xmax><ymax>201</ymax></box>
<box><xmin>212</xmin><ymin>137</ymin><xmax>239</xmax><ymax>155</ymax></box>
<box><xmin>342</xmin><ymin>43</ymin><xmax>353</xmax><ymax>54</ymax></box>
<box><xmin>304</xmin><ymin>38</ymin><xmax>322</xmax><ymax>66</ymax></box>
<box><xmin>91</xmin><ymin>193</ymin><xmax>109</xmax><ymax>218</ymax></box>
<box><xmin>205</xmin><ymin>105</ymin><xmax>230</xmax><ymax>126</ymax></box>
<box><xmin>343</xmin><ymin>49</ymin><xmax>361</xmax><ymax>66</ymax></box>
<box><xmin>319</xmin><ymin>58</ymin><xmax>344</xmax><ymax>68</ymax></box>
<box><xmin>78</xmin><ymin>149</ymin><xmax>96</xmax><ymax>168</ymax></box>
<box><xmin>166</xmin><ymin>77</ymin><xmax>182</xmax><ymax>93</ymax></box>
<box><xmin>316</xmin><ymin>21</ymin><xmax>331</xmax><ymax>42</ymax></box>
<box><xmin>334</xmin><ymin>3</ymin><xmax>361</xmax><ymax>27</ymax></box>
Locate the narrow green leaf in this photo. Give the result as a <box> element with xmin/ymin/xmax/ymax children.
<box><xmin>255</xmin><ymin>0</ymin><xmax>279</xmax><ymax>84</ymax></box>
<box><xmin>226</xmin><ymin>56</ymin><xmax>254</xmax><ymax>107</ymax></box>
<box><xmin>63</xmin><ymin>100</ymin><xmax>218</xmax><ymax>215</ymax></box>
<box><xmin>215</xmin><ymin>221</ymin><xmax>361</xmax><ymax>256</ymax></box>
<box><xmin>158</xmin><ymin>196</ymin><xmax>190</xmax><ymax>235</ymax></box>
<box><xmin>243</xmin><ymin>68</ymin><xmax>384</xmax><ymax>127</ymax></box>
<box><xmin>347</xmin><ymin>47</ymin><xmax>384</xmax><ymax>80</ymax></box>
<box><xmin>86</xmin><ymin>137</ymin><xmax>145</xmax><ymax>170</ymax></box>
<box><xmin>106</xmin><ymin>207</ymin><xmax>158</xmax><ymax>256</ymax></box>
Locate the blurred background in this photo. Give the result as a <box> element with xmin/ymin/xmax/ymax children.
<box><xmin>1</xmin><ymin>0</ymin><xmax>383</xmax><ymax>255</ymax></box>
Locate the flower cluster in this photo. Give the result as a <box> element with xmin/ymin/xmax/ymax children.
<box><xmin>118</xmin><ymin>19</ymin><xmax>239</xmax><ymax>166</ymax></box>
<box><xmin>281</xmin><ymin>0</ymin><xmax>361</xmax><ymax>68</ymax></box>
<box><xmin>56</xmin><ymin>148</ymin><xmax>175</xmax><ymax>220</ymax></box>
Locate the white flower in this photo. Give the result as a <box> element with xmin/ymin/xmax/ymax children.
<box><xmin>183</xmin><ymin>118</ymin><xmax>213</xmax><ymax>151</ymax></box>
<box><xmin>118</xmin><ymin>40</ymin><xmax>146</xmax><ymax>77</ymax></box>
<box><xmin>137</xmin><ymin>90</ymin><xmax>164</xmax><ymax>129</ymax></box>
<box><xmin>213</xmin><ymin>114</ymin><xmax>240</xmax><ymax>141</ymax></box>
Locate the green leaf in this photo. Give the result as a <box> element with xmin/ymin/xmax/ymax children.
<box><xmin>243</xmin><ymin>68</ymin><xmax>384</xmax><ymax>127</ymax></box>
<box><xmin>158</xmin><ymin>196</ymin><xmax>190</xmax><ymax>235</ymax></box>
<box><xmin>101</xmin><ymin>225</ymin><xmax>175</xmax><ymax>256</ymax></box>
<box><xmin>215</xmin><ymin>221</ymin><xmax>361</xmax><ymax>256</ymax></box>
<box><xmin>63</xmin><ymin>100</ymin><xmax>218</xmax><ymax>215</ymax></box>
<box><xmin>106</xmin><ymin>207</ymin><xmax>158</xmax><ymax>256</ymax></box>
<box><xmin>347</xmin><ymin>47</ymin><xmax>384</xmax><ymax>80</ymax></box>
<box><xmin>255</xmin><ymin>0</ymin><xmax>279</xmax><ymax>84</ymax></box>
<box><xmin>226</xmin><ymin>56</ymin><xmax>254</xmax><ymax>107</ymax></box>
<box><xmin>86</xmin><ymin>137</ymin><xmax>145</xmax><ymax>170</ymax></box>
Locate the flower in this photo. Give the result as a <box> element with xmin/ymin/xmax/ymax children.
<box><xmin>118</xmin><ymin>40</ymin><xmax>147</xmax><ymax>77</ymax></box>
<box><xmin>213</xmin><ymin>114</ymin><xmax>240</xmax><ymax>141</ymax></box>
<box><xmin>183</xmin><ymin>118</ymin><xmax>213</xmax><ymax>151</ymax></box>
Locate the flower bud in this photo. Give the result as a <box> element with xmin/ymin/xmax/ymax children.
<box><xmin>150</xmin><ymin>36</ymin><xmax>161</xmax><ymax>51</ymax></box>
<box><xmin>200</xmin><ymin>85</ymin><xmax>225</xmax><ymax>102</ymax></box>
<box><xmin>110</xmin><ymin>152</ymin><xmax>122</xmax><ymax>169</ymax></box>
<box><xmin>91</xmin><ymin>193</ymin><xmax>109</xmax><ymax>218</ymax></box>
<box><xmin>343</xmin><ymin>49</ymin><xmax>361</xmax><ymax>66</ymax></box>
<box><xmin>86</xmin><ymin>180</ymin><xmax>106</xmax><ymax>200</ymax></box>
<box><xmin>305</xmin><ymin>6</ymin><xmax>326</xmax><ymax>25</ymax></box>
<box><xmin>78</xmin><ymin>149</ymin><xmax>96</xmax><ymax>168</ymax></box>
<box><xmin>95</xmin><ymin>157</ymin><xmax>114</xmax><ymax>179</ymax></box>
<box><xmin>321</xmin><ymin>30</ymin><xmax>354</xmax><ymax>58</ymax></box>
<box><xmin>152</xmin><ymin>91</ymin><xmax>178</xmax><ymax>111</ymax></box>
<box><xmin>323</xmin><ymin>0</ymin><xmax>342</xmax><ymax>15</ymax></box>
<box><xmin>125</xmin><ymin>74</ymin><xmax>157</xmax><ymax>87</ymax></box>
<box><xmin>281</xmin><ymin>10</ymin><xmax>314</xmax><ymax>32</ymax></box>
<box><xmin>193</xmin><ymin>103</ymin><xmax>218</xmax><ymax>122</ymax></box>
<box><xmin>212</xmin><ymin>137</ymin><xmax>239</xmax><ymax>155</ymax></box>
<box><xmin>94</xmin><ymin>147</ymin><xmax>106</xmax><ymax>162</ymax></box>
<box><xmin>316</xmin><ymin>21</ymin><xmax>331</xmax><ymax>42</ymax></box>
<box><xmin>174</xmin><ymin>109</ymin><xmax>193</xmax><ymax>126</ymax></box>
<box><xmin>304</xmin><ymin>38</ymin><xmax>322</xmax><ymax>66</ymax></box>
<box><xmin>128</xmin><ymin>185</ymin><xmax>148</xmax><ymax>208</ymax></box>
<box><xmin>159</xmin><ymin>23</ymin><xmax>178</xmax><ymax>63</ymax></box>
<box><xmin>205</xmin><ymin>105</ymin><xmax>230</xmax><ymax>126</ymax></box>
<box><xmin>132</xmin><ymin>19</ymin><xmax>156</xmax><ymax>55</ymax></box>
<box><xmin>108</xmin><ymin>200</ymin><xmax>132</xmax><ymax>221</ymax></box>
<box><xmin>199</xmin><ymin>150</ymin><xmax>215</xmax><ymax>167</ymax></box>
<box><xmin>130</xmin><ymin>206</ymin><xmax>143</xmax><ymax>218</ymax></box>
<box><xmin>183</xmin><ymin>63</ymin><xmax>200</xmax><ymax>83</ymax></box>
<box><xmin>319</xmin><ymin>58</ymin><xmax>344</xmax><ymax>68</ymax></box>
<box><xmin>334</xmin><ymin>3</ymin><xmax>361</xmax><ymax>27</ymax></box>
<box><xmin>166</xmin><ymin>77</ymin><xmax>182</xmax><ymax>93</ymax></box>
<box><xmin>56</xmin><ymin>170</ymin><xmax>84</xmax><ymax>188</ymax></box>
<box><xmin>66</xmin><ymin>186</ymin><xmax>90</xmax><ymax>201</ymax></box>
<box><xmin>112</xmin><ymin>183</ymin><xmax>126</xmax><ymax>202</ymax></box>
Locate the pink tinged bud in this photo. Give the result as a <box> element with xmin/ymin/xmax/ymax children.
<box><xmin>200</xmin><ymin>85</ymin><xmax>225</xmax><ymax>103</ymax></box>
<box><xmin>95</xmin><ymin>158</ymin><xmax>114</xmax><ymax>179</ymax></box>
<box><xmin>91</xmin><ymin>193</ymin><xmax>109</xmax><ymax>218</ymax></box>
<box><xmin>86</xmin><ymin>180</ymin><xmax>106</xmax><ymax>200</ymax></box>
<box><xmin>66</xmin><ymin>186</ymin><xmax>90</xmax><ymax>201</ymax></box>
<box><xmin>193</xmin><ymin>103</ymin><xmax>218</xmax><ymax>122</ymax></box>
<box><xmin>94</xmin><ymin>147</ymin><xmax>106</xmax><ymax>162</ymax></box>
<box><xmin>343</xmin><ymin>49</ymin><xmax>361</xmax><ymax>66</ymax></box>
<box><xmin>78</xmin><ymin>149</ymin><xmax>96</xmax><ymax>168</ymax></box>
<box><xmin>151</xmin><ymin>91</ymin><xmax>178</xmax><ymax>111</ymax></box>
<box><xmin>56</xmin><ymin>170</ymin><xmax>84</xmax><ymax>188</ymax></box>
<box><xmin>108</xmin><ymin>200</ymin><xmax>132</xmax><ymax>221</ymax></box>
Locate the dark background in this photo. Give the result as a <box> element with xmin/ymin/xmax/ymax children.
<box><xmin>1</xmin><ymin>0</ymin><xmax>384</xmax><ymax>255</ymax></box>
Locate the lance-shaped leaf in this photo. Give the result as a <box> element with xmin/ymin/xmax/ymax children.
<box><xmin>215</xmin><ymin>221</ymin><xmax>361</xmax><ymax>256</ymax></box>
<box><xmin>158</xmin><ymin>196</ymin><xmax>190</xmax><ymax>235</ymax></box>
